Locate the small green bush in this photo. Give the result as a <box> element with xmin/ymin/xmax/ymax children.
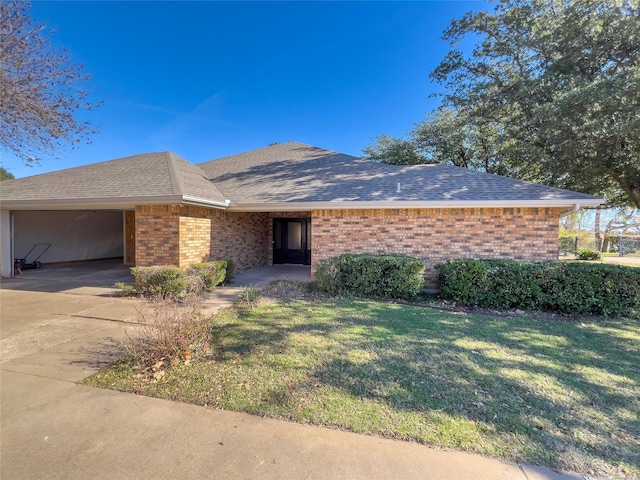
<box><xmin>314</xmin><ymin>254</ymin><xmax>425</xmax><ymax>300</ymax></box>
<box><xmin>131</xmin><ymin>266</ymin><xmax>189</xmax><ymax>298</ymax></box>
<box><xmin>313</xmin><ymin>257</ymin><xmax>342</xmax><ymax>295</ymax></box>
<box><xmin>558</xmin><ymin>236</ymin><xmax>576</xmax><ymax>254</ymax></box>
<box><xmin>203</xmin><ymin>259</ymin><xmax>234</xmax><ymax>287</ymax></box>
<box><xmin>186</xmin><ymin>262</ymin><xmax>219</xmax><ymax>288</ymax></box>
<box><xmin>438</xmin><ymin>259</ymin><xmax>640</xmax><ymax>317</ymax></box>
<box><xmin>576</xmin><ymin>249</ymin><xmax>602</xmax><ymax>261</ymax></box>
<box><xmin>220</xmin><ymin>258</ymin><xmax>234</xmax><ymax>285</ymax></box>
<box><xmin>122</xmin><ymin>259</ymin><xmax>235</xmax><ymax>298</ymax></box>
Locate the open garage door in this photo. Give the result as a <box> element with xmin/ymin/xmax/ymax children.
<box><xmin>12</xmin><ymin>210</ymin><xmax>125</xmax><ymax>267</ymax></box>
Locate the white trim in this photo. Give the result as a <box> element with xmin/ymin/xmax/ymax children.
<box><xmin>1</xmin><ymin>195</ymin><xmax>230</xmax><ymax>211</ymax></box>
<box><xmin>560</xmin><ymin>203</ymin><xmax>582</xmax><ymax>218</ymax></box>
<box><xmin>181</xmin><ymin>196</ymin><xmax>230</xmax><ymax>208</ymax></box>
<box><xmin>227</xmin><ymin>198</ymin><xmax>603</xmax><ymax>212</ymax></box>
<box><xmin>1</xmin><ymin>197</ymin><xmax>602</xmax><ymax>212</ymax></box>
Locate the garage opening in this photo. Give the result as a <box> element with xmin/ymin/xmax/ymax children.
<box><xmin>13</xmin><ymin>210</ymin><xmax>125</xmax><ymax>267</ymax></box>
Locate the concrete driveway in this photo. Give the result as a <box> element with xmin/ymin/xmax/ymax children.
<box><xmin>1</xmin><ymin>264</ymin><xmax>581</xmax><ymax>480</ymax></box>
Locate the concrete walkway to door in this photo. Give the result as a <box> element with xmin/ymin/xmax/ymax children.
<box><xmin>1</xmin><ymin>263</ymin><xmax>583</xmax><ymax>480</ymax></box>
<box><xmin>230</xmin><ymin>264</ymin><xmax>311</xmax><ymax>287</ymax></box>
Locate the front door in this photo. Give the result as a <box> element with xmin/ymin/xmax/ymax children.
<box><xmin>273</xmin><ymin>218</ymin><xmax>311</xmax><ymax>265</ymax></box>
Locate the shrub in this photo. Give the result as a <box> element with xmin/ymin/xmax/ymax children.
<box><xmin>558</xmin><ymin>235</ymin><xmax>576</xmax><ymax>254</ymax></box>
<box><xmin>576</xmin><ymin>249</ymin><xmax>602</xmax><ymax>261</ymax></box>
<box><xmin>200</xmin><ymin>258</ymin><xmax>235</xmax><ymax>287</ymax></box>
<box><xmin>314</xmin><ymin>254</ymin><xmax>425</xmax><ymax>300</ymax></box>
<box><xmin>119</xmin><ymin>260</ymin><xmax>235</xmax><ymax>298</ymax></box>
<box><xmin>186</xmin><ymin>262</ymin><xmax>219</xmax><ymax>289</ymax></box>
<box><xmin>313</xmin><ymin>257</ymin><xmax>342</xmax><ymax>295</ymax></box>
<box><xmin>223</xmin><ymin>259</ymin><xmax>235</xmax><ymax>284</ymax></box>
<box><xmin>438</xmin><ymin>259</ymin><xmax>640</xmax><ymax>317</ymax></box>
<box><xmin>130</xmin><ymin>266</ymin><xmax>189</xmax><ymax>298</ymax></box>
<box><xmin>125</xmin><ymin>298</ymin><xmax>211</xmax><ymax>368</ymax></box>
<box><xmin>114</xmin><ymin>281</ymin><xmax>137</xmax><ymax>296</ymax></box>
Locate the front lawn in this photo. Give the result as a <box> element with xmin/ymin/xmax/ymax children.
<box><xmin>85</xmin><ymin>297</ymin><xmax>640</xmax><ymax>479</ymax></box>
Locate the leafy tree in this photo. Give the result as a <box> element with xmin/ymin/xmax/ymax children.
<box><xmin>0</xmin><ymin>166</ymin><xmax>14</xmax><ymax>181</ymax></box>
<box><xmin>0</xmin><ymin>0</ymin><xmax>100</xmax><ymax>163</ymax></box>
<box><xmin>362</xmin><ymin>134</ymin><xmax>426</xmax><ymax>165</ymax></box>
<box><xmin>366</xmin><ymin>0</ymin><xmax>640</xmax><ymax>209</ymax></box>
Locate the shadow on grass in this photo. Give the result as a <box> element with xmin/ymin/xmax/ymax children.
<box><xmin>209</xmin><ymin>300</ymin><xmax>639</xmax><ymax>476</ymax></box>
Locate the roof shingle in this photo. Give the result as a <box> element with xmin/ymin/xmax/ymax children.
<box><xmin>1</xmin><ymin>152</ymin><xmax>227</xmax><ymax>208</ymax></box>
<box><xmin>198</xmin><ymin>141</ymin><xmax>600</xmax><ymax>206</ymax></box>
<box><xmin>1</xmin><ymin>142</ymin><xmax>600</xmax><ymax>210</ymax></box>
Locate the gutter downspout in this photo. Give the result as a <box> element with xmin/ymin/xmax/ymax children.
<box><xmin>560</xmin><ymin>203</ymin><xmax>581</xmax><ymax>218</ymax></box>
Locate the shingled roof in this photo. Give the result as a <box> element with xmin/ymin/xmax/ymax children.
<box><xmin>0</xmin><ymin>152</ymin><xmax>228</xmax><ymax>210</ymax></box>
<box><xmin>1</xmin><ymin>142</ymin><xmax>601</xmax><ymax>211</ymax></box>
<box><xmin>199</xmin><ymin>142</ymin><xmax>601</xmax><ymax>211</ymax></box>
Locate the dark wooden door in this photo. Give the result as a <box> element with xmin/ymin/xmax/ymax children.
<box><xmin>273</xmin><ymin>218</ymin><xmax>311</xmax><ymax>265</ymax></box>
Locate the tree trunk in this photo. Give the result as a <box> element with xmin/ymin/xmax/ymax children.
<box><xmin>608</xmin><ymin>169</ymin><xmax>640</xmax><ymax>210</ymax></box>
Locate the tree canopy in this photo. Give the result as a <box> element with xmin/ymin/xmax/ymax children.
<box><xmin>365</xmin><ymin>0</ymin><xmax>640</xmax><ymax>209</ymax></box>
<box><xmin>0</xmin><ymin>166</ymin><xmax>15</xmax><ymax>181</ymax></box>
<box><xmin>0</xmin><ymin>0</ymin><xmax>100</xmax><ymax>163</ymax></box>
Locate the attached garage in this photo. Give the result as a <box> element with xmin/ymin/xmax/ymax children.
<box><xmin>12</xmin><ymin>210</ymin><xmax>125</xmax><ymax>266</ymax></box>
<box><xmin>0</xmin><ymin>152</ymin><xmax>229</xmax><ymax>278</ymax></box>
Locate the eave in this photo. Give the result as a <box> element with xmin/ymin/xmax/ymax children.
<box><xmin>226</xmin><ymin>198</ymin><xmax>603</xmax><ymax>212</ymax></box>
<box><xmin>1</xmin><ymin>195</ymin><xmax>230</xmax><ymax>211</ymax></box>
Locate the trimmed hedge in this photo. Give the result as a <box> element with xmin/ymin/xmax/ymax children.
<box><xmin>125</xmin><ymin>259</ymin><xmax>235</xmax><ymax>298</ymax></box>
<box><xmin>314</xmin><ymin>254</ymin><xmax>425</xmax><ymax>300</ymax></box>
<box><xmin>186</xmin><ymin>259</ymin><xmax>234</xmax><ymax>288</ymax></box>
<box><xmin>130</xmin><ymin>266</ymin><xmax>190</xmax><ymax>298</ymax></box>
<box><xmin>438</xmin><ymin>259</ymin><xmax>640</xmax><ymax>318</ymax></box>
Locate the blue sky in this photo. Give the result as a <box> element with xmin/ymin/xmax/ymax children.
<box><xmin>3</xmin><ymin>1</ymin><xmax>488</xmax><ymax>179</ymax></box>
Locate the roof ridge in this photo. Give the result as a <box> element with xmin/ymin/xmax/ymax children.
<box><xmin>165</xmin><ymin>152</ymin><xmax>185</xmax><ymax>196</ymax></box>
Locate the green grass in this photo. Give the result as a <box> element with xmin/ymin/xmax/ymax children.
<box><xmin>84</xmin><ymin>299</ymin><xmax>640</xmax><ymax>479</ymax></box>
<box><xmin>561</xmin><ymin>254</ymin><xmax>640</xmax><ymax>268</ymax></box>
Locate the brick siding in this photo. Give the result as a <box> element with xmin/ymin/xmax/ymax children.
<box><xmin>311</xmin><ymin>207</ymin><xmax>562</xmax><ymax>286</ymax></box>
<box><xmin>135</xmin><ymin>205</ymin><xmax>181</xmax><ymax>266</ymax></box>
<box><xmin>136</xmin><ymin>206</ymin><xmax>272</xmax><ymax>272</ymax></box>
<box><xmin>135</xmin><ymin>205</ymin><xmax>562</xmax><ymax>285</ymax></box>
<box><xmin>135</xmin><ymin>205</ymin><xmax>211</xmax><ymax>267</ymax></box>
<box><xmin>209</xmin><ymin>211</ymin><xmax>270</xmax><ymax>272</ymax></box>
<box><xmin>179</xmin><ymin>215</ymin><xmax>211</xmax><ymax>266</ymax></box>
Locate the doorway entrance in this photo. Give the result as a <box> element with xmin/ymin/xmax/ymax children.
<box><xmin>272</xmin><ymin>218</ymin><xmax>311</xmax><ymax>265</ymax></box>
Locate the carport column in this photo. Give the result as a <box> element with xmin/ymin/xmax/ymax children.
<box><xmin>133</xmin><ymin>205</ymin><xmax>215</xmax><ymax>268</ymax></box>
<box><xmin>0</xmin><ymin>209</ymin><xmax>12</xmax><ymax>277</ymax></box>
<box><xmin>134</xmin><ymin>205</ymin><xmax>181</xmax><ymax>266</ymax></box>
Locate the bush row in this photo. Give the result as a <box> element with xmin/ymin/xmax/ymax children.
<box><xmin>121</xmin><ymin>259</ymin><xmax>234</xmax><ymax>298</ymax></box>
<box><xmin>314</xmin><ymin>253</ymin><xmax>425</xmax><ymax>300</ymax></box>
<box><xmin>437</xmin><ymin>259</ymin><xmax>640</xmax><ymax>317</ymax></box>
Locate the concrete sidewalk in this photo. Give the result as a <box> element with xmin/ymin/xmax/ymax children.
<box><xmin>1</xmin><ymin>282</ymin><xmax>586</xmax><ymax>479</ymax></box>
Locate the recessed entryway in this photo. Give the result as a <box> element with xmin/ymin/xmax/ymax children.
<box><xmin>272</xmin><ymin>218</ymin><xmax>311</xmax><ymax>265</ymax></box>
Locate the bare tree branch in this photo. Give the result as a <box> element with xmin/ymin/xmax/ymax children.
<box><xmin>0</xmin><ymin>0</ymin><xmax>101</xmax><ymax>163</ymax></box>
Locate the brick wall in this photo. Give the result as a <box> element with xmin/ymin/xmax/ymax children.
<box><xmin>135</xmin><ymin>205</ymin><xmax>180</xmax><ymax>266</ymax></box>
<box><xmin>311</xmin><ymin>207</ymin><xmax>562</xmax><ymax>286</ymax></box>
<box><xmin>209</xmin><ymin>211</ymin><xmax>270</xmax><ymax>272</ymax></box>
<box><xmin>136</xmin><ymin>205</ymin><xmax>212</xmax><ymax>267</ymax></box>
<box><xmin>179</xmin><ymin>215</ymin><xmax>211</xmax><ymax>266</ymax></box>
